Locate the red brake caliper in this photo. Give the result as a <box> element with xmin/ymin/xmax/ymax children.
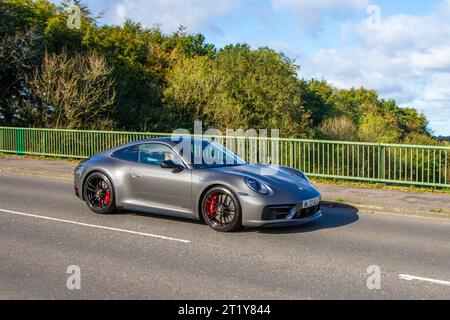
<box><xmin>104</xmin><ymin>191</ymin><xmax>111</xmax><ymax>205</ymax></box>
<box><xmin>208</xmin><ymin>195</ymin><xmax>218</xmax><ymax>218</ymax></box>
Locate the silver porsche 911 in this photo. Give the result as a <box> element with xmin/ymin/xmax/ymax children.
<box><xmin>74</xmin><ymin>137</ymin><xmax>322</xmax><ymax>232</ymax></box>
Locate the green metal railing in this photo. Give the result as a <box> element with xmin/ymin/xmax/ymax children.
<box><xmin>1</xmin><ymin>126</ymin><xmax>449</xmax><ymax>187</ymax></box>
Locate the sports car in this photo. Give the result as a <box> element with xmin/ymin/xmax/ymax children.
<box><xmin>74</xmin><ymin>137</ymin><xmax>322</xmax><ymax>232</ymax></box>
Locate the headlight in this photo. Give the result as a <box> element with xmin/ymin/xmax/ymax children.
<box><xmin>244</xmin><ymin>177</ymin><xmax>271</xmax><ymax>195</ymax></box>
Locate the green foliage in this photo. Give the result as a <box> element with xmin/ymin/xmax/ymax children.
<box><xmin>0</xmin><ymin>0</ymin><xmax>441</xmax><ymax>145</ymax></box>
<box><xmin>333</xmin><ymin>87</ymin><xmax>379</xmax><ymax>123</ymax></box>
<box><xmin>358</xmin><ymin>114</ymin><xmax>402</xmax><ymax>143</ymax></box>
<box><xmin>166</xmin><ymin>26</ymin><xmax>216</xmax><ymax>58</ymax></box>
<box><xmin>0</xmin><ymin>0</ymin><xmax>47</xmax><ymax>125</ymax></box>
<box><xmin>301</xmin><ymin>79</ymin><xmax>337</xmax><ymax>125</ymax></box>
<box><xmin>164</xmin><ymin>44</ymin><xmax>309</xmax><ymax>137</ymax></box>
<box><xmin>404</xmin><ymin>133</ymin><xmax>442</xmax><ymax>146</ymax></box>
<box><xmin>81</xmin><ymin>21</ymin><xmax>216</xmax><ymax>131</ymax></box>
<box><xmin>82</xmin><ymin>21</ymin><xmax>164</xmax><ymax>130</ymax></box>
<box><xmin>319</xmin><ymin>116</ymin><xmax>358</xmax><ymax>141</ymax></box>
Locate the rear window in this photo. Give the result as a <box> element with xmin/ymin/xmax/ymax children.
<box><xmin>111</xmin><ymin>145</ymin><xmax>139</xmax><ymax>162</ymax></box>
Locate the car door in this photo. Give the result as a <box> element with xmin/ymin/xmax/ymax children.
<box><xmin>129</xmin><ymin>143</ymin><xmax>192</xmax><ymax>214</ymax></box>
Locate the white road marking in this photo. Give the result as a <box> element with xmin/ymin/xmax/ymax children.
<box><xmin>0</xmin><ymin>208</ymin><xmax>191</xmax><ymax>244</ymax></box>
<box><xmin>399</xmin><ymin>274</ymin><xmax>450</xmax><ymax>287</ymax></box>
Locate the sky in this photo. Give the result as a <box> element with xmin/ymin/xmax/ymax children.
<box><xmin>65</xmin><ymin>0</ymin><xmax>450</xmax><ymax>136</ymax></box>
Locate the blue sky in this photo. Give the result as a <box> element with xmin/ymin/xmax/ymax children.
<box><xmin>66</xmin><ymin>0</ymin><xmax>450</xmax><ymax>136</ymax></box>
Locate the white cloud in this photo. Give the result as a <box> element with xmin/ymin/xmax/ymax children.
<box><xmin>105</xmin><ymin>0</ymin><xmax>241</xmax><ymax>34</ymax></box>
<box><xmin>406</xmin><ymin>100</ymin><xmax>450</xmax><ymax>136</ymax></box>
<box><xmin>437</xmin><ymin>0</ymin><xmax>450</xmax><ymax>16</ymax></box>
<box><xmin>271</xmin><ymin>0</ymin><xmax>370</xmax><ymax>32</ymax></box>
<box><xmin>268</xmin><ymin>41</ymin><xmax>303</xmax><ymax>59</ymax></box>
<box><xmin>348</xmin><ymin>14</ymin><xmax>450</xmax><ymax>52</ymax></box>
<box><xmin>301</xmin><ymin>1</ymin><xmax>450</xmax><ymax>135</ymax></box>
<box><xmin>411</xmin><ymin>46</ymin><xmax>450</xmax><ymax>72</ymax></box>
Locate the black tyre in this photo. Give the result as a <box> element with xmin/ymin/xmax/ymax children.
<box><xmin>83</xmin><ymin>172</ymin><xmax>116</xmax><ymax>214</ymax></box>
<box><xmin>201</xmin><ymin>186</ymin><xmax>242</xmax><ymax>232</ymax></box>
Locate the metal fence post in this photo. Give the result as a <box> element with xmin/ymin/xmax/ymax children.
<box><xmin>379</xmin><ymin>145</ymin><xmax>386</xmax><ymax>181</ymax></box>
<box><xmin>16</xmin><ymin>128</ymin><xmax>25</xmax><ymax>155</ymax></box>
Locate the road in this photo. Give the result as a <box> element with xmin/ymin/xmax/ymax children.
<box><xmin>1</xmin><ymin>173</ymin><xmax>450</xmax><ymax>299</ymax></box>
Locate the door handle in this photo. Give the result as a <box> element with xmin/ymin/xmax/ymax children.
<box><xmin>131</xmin><ymin>173</ymin><xmax>141</xmax><ymax>178</ymax></box>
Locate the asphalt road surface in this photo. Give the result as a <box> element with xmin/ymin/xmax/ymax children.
<box><xmin>1</xmin><ymin>173</ymin><xmax>450</xmax><ymax>299</ymax></box>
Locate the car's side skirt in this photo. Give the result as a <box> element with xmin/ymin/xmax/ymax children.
<box><xmin>120</xmin><ymin>201</ymin><xmax>197</xmax><ymax>220</ymax></box>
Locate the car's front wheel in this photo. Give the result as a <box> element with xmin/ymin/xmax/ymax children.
<box><xmin>201</xmin><ymin>186</ymin><xmax>242</xmax><ymax>232</ymax></box>
<box><xmin>83</xmin><ymin>172</ymin><xmax>116</xmax><ymax>214</ymax></box>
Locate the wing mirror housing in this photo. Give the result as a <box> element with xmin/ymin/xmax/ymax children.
<box><xmin>160</xmin><ymin>160</ymin><xmax>184</xmax><ymax>173</ymax></box>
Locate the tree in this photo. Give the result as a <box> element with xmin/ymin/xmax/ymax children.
<box><xmin>0</xmin><ymin>27</ymin><xmax>43</xmax><ymax>125</ymax></box>
<box><xmin>0</xmin><ymin>0</ymin><xmax>47</xmax><ymax>125</ymax></box>
<box><xmin>358</xmin><ymin>114</ymin><xmax>401</xmax><ymax>143</ymax></box>
<box><xmin>163</xmin><ymin>55</ymin><xmax>226</xmax><ymax>129</ymax></box>
<box><xmin>26</xmin><ymin>50</ymin><xmax>116</xmax><ymax>129</ymax></box>
<box><xmin>164</xmin><ymin>44</ymin><xmax>310</xmax><ymax>137</ymax></box>
<box><xmin>397</xmin><ymin>107</ymin><xmax>429</xmax><ymax>135</ymax></box>
<box><xmin>333</xmin><ymin>87</ymin><xmax>379</xmax><ymax>123</ymax></box>
<box><xmin>302</xmin><ymin>79</ymin><xmax>338</xmax><ymax>125</ymax></box>
<box><xmin>0</xmin><ymin>0</ymin><xmax>440</xmax><ymax>143</ymax></box>
<box><xmin>166</xmin><ymin>26</ymin><xmax>216</xmax><ymax>58</ymax></box>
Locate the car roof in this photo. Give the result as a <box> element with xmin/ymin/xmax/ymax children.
<box><xmin>130</xmin><ymin>136</ymin><xmax>194</xmax><ymax>147</ymax></box>
<box><xmin>104</xmin><ymin>136</ymin><xmax>217</xmax><ymax>156</ymax></box>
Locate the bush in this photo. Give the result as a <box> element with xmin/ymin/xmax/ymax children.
<box><xmin>404</xmin><ymin>133</ymin><xmax>442</xmax><ymax>146</ymax></box>
<box><xmin>319</xmin><ymin>116</ymin><xmax>358</xmax><ymax>141</ymax></box>
<box><xmin>358</xmin><ymin>114</ymin><xmax>401</xmax><ymax>143</ymax></box>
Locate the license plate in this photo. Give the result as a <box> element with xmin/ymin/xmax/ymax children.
<box><xmin>302</xmin><ymin>197</ymin><xmax>320</xmax><ymax>209</ymax></box>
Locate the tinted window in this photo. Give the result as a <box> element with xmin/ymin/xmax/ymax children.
<box><xmin>174</xmin><ymin>139</ymin><xmax>246</xmax><ymax>169</ymax></box>
<box><xmin>138</xmin><ymin>143</ymin><xmax>183</xmax><ymax>166</ymax></box>
<box><xmin>111</xmin><ymin>145</ymin><xmax>139</xmax><ymax>162</ymax></box>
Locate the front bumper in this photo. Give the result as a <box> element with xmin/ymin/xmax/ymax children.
<box><xmin>238</xmin><ymin>192</ymin><xmax>322</xmax><ymax>228</ymax></box>
<box><xmin>245</xmin><ymin>211</ymin><xmax>322</xmax><ymax>227</ymax></box>
<box><xmin>73</xmin><ymin>163</ymin><xmax>86</xmax><ymax>200</ymax></box>
<box><xmin>74</xmin><ymin>185</ymin><xmax>81</xmax><ymax>199</ymax></box>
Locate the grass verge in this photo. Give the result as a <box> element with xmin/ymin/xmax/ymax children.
<box><xmin>309</xmin><ymin>178</ymin><xmax>450</xmax><ymax>195</ymax></box>
<box><xmin>0</xmin><ymin>152</ymin><xmax>80</xmax><ymax>162</ymax></box>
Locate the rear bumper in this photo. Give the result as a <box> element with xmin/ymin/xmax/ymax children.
<box><xmin>245</xmin><ymin>211</ymin><xmax>322</xmax><ymax>228</ymax></box>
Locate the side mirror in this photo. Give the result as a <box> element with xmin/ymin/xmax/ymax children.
<box><xmin>160</xmin><ymin>160</ymin><xmax>176</xmax><ymax>169</ymax></box>
<box><xmin>160</xmin><ymin>160</ymin><xmax>184</xmax><ymax>173</ymax></box>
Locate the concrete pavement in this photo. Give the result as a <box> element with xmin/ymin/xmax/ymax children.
<box><xmin>1</xmin><ymin>173</ymin><xmax>450</xmax><ymax>299</ymax></box>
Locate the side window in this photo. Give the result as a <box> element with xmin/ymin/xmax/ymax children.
<box><xmin>139</xmin><ymin>143</ymin><xmax>183</xmax><ymax>166</ymax></box>
<box><xmin>111</xmin><ymin>145</ymin><xmax>139</xmax><ymax>162</ymax></box>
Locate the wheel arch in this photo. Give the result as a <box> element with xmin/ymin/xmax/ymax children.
<box><xmin>81</xmin><ymin>169</ymin><xmax>116</xmax><ymax>202</ymax></box>
<box><xmin>196</xmin><ymin>183</ymin><xmax>241</xmax><ymax>223</ymax></box>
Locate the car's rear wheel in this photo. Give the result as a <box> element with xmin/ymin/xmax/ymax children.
<box><xmin>201</xmin><ymin>187</ymin><xmax>241</xmax><ymax>232</ymax></box>
<box><xmin>83</xmin><ymin>172</ymin><xmax>116</xmax><ymax>214</ymax></box>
